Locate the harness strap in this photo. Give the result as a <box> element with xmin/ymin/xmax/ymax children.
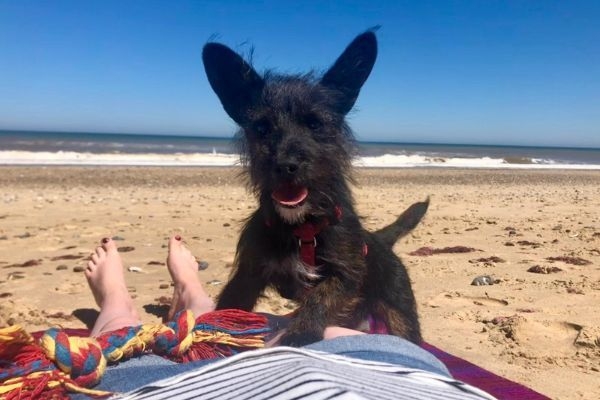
<box><xmin>268</xmin><ymin>205</ymin><xmax>368</xmax><ymax>267</ymax></box>
<box><xmin>293</xmin><ymin>220</ymin><xmax>328</xmax><ymax>267</ymax></box>
<box><xmin>292</xmin><ymin>206</ymin><xmax>368</xmax><ymax>266</ymax></box>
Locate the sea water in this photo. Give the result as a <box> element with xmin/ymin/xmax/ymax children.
<box><xmin>1</xmin><ymin>130</ymin><xmax>599</xmax><ymax>169</ymax></box>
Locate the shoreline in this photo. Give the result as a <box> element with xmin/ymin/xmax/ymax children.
<box><xmin>3</xmin><ymin>165</ymin><xmax>600</xmax><ymax>185</ymax></box>
<box><xmin>2</xmin><ymin>160</ymin><xmax>600</xmax><ymax>169</ymax></box>
<box><xmin>1</xmin><ymin>166</ymin><xmax>599</xmax><ymax>399</ymax></box>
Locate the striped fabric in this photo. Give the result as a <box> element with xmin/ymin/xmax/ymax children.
<box><xmin>114</xmin><ymin>347</ymin><xmax>497</xmax><ymax>400</ymax></box>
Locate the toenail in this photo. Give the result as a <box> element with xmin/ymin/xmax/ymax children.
<box><xmin>102</xmin><ymin>237</ymin><xmax>110</xmax><ymax>244</ymax></box>
<box><xmin>175</xmin><ymin>235</ymin><xmax>182</xmax><ymax>241</ymax></box>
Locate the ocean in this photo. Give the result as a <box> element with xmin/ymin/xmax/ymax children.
<box><xmin>1</xmin><ymin>130</ymin><xmax>599</xmax><ymax>169</ymax></box>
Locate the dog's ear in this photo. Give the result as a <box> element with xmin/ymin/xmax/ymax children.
<box><xmin>320</xmin><ymin>31</ymin><xmax>377</xmax><ymax>115</ymax></box>
<box><xmin>202</xmin><ymin>43</ymin><xmax>264</xmax><ymax>125</ymax></box>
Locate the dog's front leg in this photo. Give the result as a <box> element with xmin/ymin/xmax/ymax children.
<box><xmin>279</xmin><ymin>276</ymin><xmax>361</xmax><ymax>346</ymax></box>
<box><xmin>216</xmin><ymin>262</ymin><xmax>267</xmax><ymax>311</ymax></box>
<box><xmin>216</xmin><ymin>212</ymin><xmax>271</xmax><ymax>311</ymax></box>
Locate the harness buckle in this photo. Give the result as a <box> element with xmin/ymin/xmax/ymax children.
<box><xmin>298</xmin><ymin>237</ymin><xmax>317</xmax><ymax>248</ymax></box>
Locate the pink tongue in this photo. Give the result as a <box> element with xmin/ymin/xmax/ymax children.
<box><xmin>272</xmin><ymin>184</ymin><xmax>308</xmax><ymax>206</ymax></box>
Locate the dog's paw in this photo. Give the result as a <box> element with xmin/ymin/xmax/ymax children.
<box><xmin>279</xmin><ymin>331</ymin><xmax>322</xmax><ymax>347</ymax></box>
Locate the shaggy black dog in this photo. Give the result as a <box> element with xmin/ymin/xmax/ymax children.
<box><xmin>202</xmin><ymin>31</ymin><xmax>427</xmax><ymax>346</ymax></box>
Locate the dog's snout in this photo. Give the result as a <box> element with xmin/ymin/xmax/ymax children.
<box><xmin>276</xmin><ymin>162</ymin><xmax>299</xmax><ymax>177</ymax></box>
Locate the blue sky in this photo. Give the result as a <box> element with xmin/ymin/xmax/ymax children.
<box><xmin>1</xmin><ymin>1</ymin><xmax>599</xmax><ymax>147</ymax></box>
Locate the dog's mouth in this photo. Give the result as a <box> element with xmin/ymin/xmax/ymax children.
<box><xmin>271</xmin><ymin>183</ymin><xmax>309</xmax><ymax>208</ymax></box>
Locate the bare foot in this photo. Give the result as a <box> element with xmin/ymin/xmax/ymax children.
<box><xmin>166</xmin><ymin>235</ymin><xmax>215</xmax><ymax>321</ymax></box>
<box><xmin>85</xmin><ymin>237</ymin><xmax>141</xmax><ymax>336</ymax></box>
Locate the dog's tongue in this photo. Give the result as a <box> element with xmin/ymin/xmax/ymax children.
<box><xmin>272</xmin><ymin>184</ymin><xmax>308</xmax><ymax>206</ymax></box>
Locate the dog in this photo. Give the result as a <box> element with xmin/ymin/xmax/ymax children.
<box><xmin>202</xmin><ymin>30</ymin><xmax>426</xmax><ymax>346</ymax></box>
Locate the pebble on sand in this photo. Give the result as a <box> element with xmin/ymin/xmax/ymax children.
<box><xmin>471</xmin><ymin>275</ymin><xmax>496</xmax><ymax>286</ymax></box>
<box><xmin>527</xmin><ymin>265</ymin><xmax>562</xmax><ymax>274</ymax></box>
<box><xmin>198</xmin><ymin>261</ymin><xmax>209</xmax><ymax>271</ymax></box>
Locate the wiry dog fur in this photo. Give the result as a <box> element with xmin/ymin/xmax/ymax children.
<box><xmin>202</xmin><ymin>31</ymin><xmax>427</xmax><ymax>346</ymax></box>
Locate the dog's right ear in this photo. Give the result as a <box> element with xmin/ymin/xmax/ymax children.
<box><xmin>202</xmin><ymin>43</ymin><xmax>264</xmax><ymax>125</ymax></box>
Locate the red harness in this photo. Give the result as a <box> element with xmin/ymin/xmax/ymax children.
<box><xmin>292</xmin><ymin>218</ymin><xmax>330</xmax><ymax>268</ymax></box>
<box><xmin>290</xmin><ymin>206</ymin><xmax>368</xmax><ymax>267</ymax></box>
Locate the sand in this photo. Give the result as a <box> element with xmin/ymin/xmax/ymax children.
<box><xmin>1</xmin><ymin>166</ymin><xmax>599</xmax><ymax>399</ymax></box>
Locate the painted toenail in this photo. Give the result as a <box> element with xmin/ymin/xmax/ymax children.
<box><xmin>175</xmin><ymin>235</ymin><xmax>182</xmax><ymax>241</ymax></box>
<box><xmin>102</xmin><ymin>237</ymin><xmax>110</xmax><ymax>244</ymax></box>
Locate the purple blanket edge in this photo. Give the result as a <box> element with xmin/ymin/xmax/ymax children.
<box><xmin>421</xmin><ymin>342</ymin><xmax>550</xmax><ymax>400</ymax></box>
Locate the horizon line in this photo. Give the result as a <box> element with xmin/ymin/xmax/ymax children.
<box><xmin>1</xmin><ymin>128</ymin><xmax>598</xmax><ymax>152</ymax></box>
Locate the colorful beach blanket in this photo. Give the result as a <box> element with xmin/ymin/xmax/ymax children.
<box><xmin>1</xmin><ymin>313</ymin><xmax>550</xmax><ymax>400</ymax></box>
<box><xmin>0</xmin><ymin>309</ymin><xmax>269</xmax><ymax>399</ymax></box>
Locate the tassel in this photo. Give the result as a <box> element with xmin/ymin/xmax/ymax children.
<box><xmin>0</xmin><ymin>325</ymin><xmax>110</xmax><ymax>399</ymax></box>
<box><xmin>1</xmin><ymin>309</ymin><xmax>270</xmax><ymax>399</ymax></box>
<box><xmin>183</xmin><ymin>309</ymin><xmax>269</xmax><ymax>362</ymax></box>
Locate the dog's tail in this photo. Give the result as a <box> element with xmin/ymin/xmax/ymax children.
<box><xmin>373</xmin><ymin>197</ymin><xmax>430</xmax><ymax>249</ymax></box>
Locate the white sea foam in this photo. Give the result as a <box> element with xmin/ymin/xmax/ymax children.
<box><xmin>356</xmin><ymin>154</ymin><xmax>600</xmax><ymax>169</ymax></box>
<box><xmin>0</xmin><ymin>151</ymin><xmax>239</xmax><ymax>166</ymax></box>
<box><xmin>1</xmin><ymin>150</ymin><xmax>599</xmax><ymax>169</ymax></box>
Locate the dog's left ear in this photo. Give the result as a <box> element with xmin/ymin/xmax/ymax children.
<box><xmin>320</xmin><ymin>31</ymin><xmax>378</xmax><ymax>115</ymax></box>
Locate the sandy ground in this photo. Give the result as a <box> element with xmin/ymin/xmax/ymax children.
<box><xmin>0</xmin><ymin>166</ymin><xmax>599</xmax><ymax>399</ymax></box>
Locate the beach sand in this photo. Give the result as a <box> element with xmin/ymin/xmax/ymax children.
<box><xmin>1</xmin><ymin>166</ymin><xmax>599</xmax><ymax>399</ymax></box>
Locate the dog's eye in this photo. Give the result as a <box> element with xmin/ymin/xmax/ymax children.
<box><xmin>252</xmin><ymin>119</ymin><xmax>271</xmax><ymax>136</ymax></box>
<box><xmin>303</xmin><ymin>114</ymin><xmax>322</xmax><ymax>131</ymax></box>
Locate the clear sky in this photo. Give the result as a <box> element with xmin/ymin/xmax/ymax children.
<box><xmin>1</xmin><ymin>1</ymin><xmax>599</xmax><ymax>147</ymax></box>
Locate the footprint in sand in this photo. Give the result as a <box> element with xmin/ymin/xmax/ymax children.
<box><xmin>575</xmin><ymin>326</ymin><xmax>600</xmax><ymax>348</ymax></box>
<box><xmin>486</xmin><ymin>315</ymin><xmax>583</xmax><ymax>358</ymax></box>
<box><xmin>425</xmin><ymin>291</ymin><xmax>509</xmax><ymax>308</ymax></box>
<box><xmin>428</xmin><ymin>292</ymin><xmax>585</xmax><ymax>361</ymax></box>
<box><xmin>0</xmin><ymin>301</ymin><xmax>50</xmax><ymax>327</ymax></box>
<box><xmin>53</xmin><ymin>281</ymin><xmax>86</xmax><ymax>295</ymax></box>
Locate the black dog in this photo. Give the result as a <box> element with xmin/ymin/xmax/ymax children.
<box><xmin>202</xmin><ymin>31</ymin><xmax>426</xmax><ymax>346</ymax></box>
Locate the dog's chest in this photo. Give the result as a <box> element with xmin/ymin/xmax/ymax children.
<box><xmin>265</xmin><ymin>253</ymin><xmax>326</xmax><ymax>301</ymax></box>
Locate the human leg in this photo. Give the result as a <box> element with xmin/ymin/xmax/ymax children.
<box><xmin>304</xmin><ymin>334</ymin><xmax>451</xmax><ymax>377</ymax></box>
<box><xmin>85</xmin><ymin>237</ymin><xmax>142</xmax><ymax>337</ymax></box>
<box><xmin>166</xmin><ymin>235</ymin><xmax>215</xmax><ymax>320</ymax></box>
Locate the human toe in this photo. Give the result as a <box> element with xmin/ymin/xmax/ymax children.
<box><xmin>101</xmin><ymin>237</ymin><xmax>117</xmax><ymax>252</ymax></box>
<box><xmin>168</xmin><ymin>235</ymin><xmax>183</xmax><ymax>250</ymax></box>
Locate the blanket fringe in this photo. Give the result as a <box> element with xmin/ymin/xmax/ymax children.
<box><xmin>0</xmin><ymin>309</ymin><xmax>269</xmax><ymax>399</ymax></box>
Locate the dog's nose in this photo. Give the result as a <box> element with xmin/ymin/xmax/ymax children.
<box><xmin>276</xmin><ymin>162</ymin><xmax>299</xmax><ymax>177</ymax></box>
